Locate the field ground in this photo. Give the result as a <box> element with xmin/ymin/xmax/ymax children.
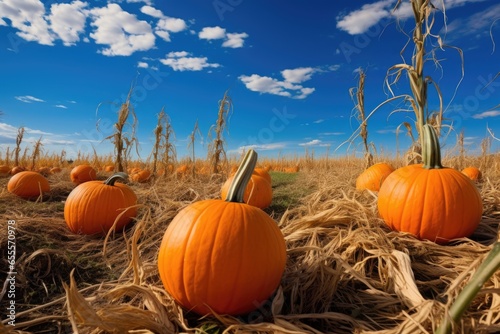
<box><xmin>1</xmin><ymin>155</ymin><xmax>500</xmax><ymax>333</ymax></box>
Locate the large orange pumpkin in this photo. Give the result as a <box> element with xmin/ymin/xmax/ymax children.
<box><xmin>461</xmin><ymin>166</ymin><xmax>482</xmax><ymax>181</ymax></box>
<box><xmin>356</xmin><ymin>162</ymin><xmax>394</xmax><ymax>191</ymax></box>
<box><xmin>378</xmin><ymin>125</ymin><xmax>483</xmax><ymax>244</ymax></box>
<box><xmin>70</xmin><ymin>164</ymin><xmax>97</xmax><ymax>185</ymax></box>
<box><xmin>7</xmin><ymin>171</ymin><xmax>50</xmax><ymax>199</ymax></box>
<box><xmin>158</xmin><ymin>149</ymin><xmax>286</xmax><ymax>316</ymax></box>
<box><xmin>64</xmin><ymin>173</ymin><xmax>137</xmax><ymax>235</ymax></box>
<box><xmin>253</xmin><ymin>167</ymin><xmax>272</xmax><ymax>184</ymax></box>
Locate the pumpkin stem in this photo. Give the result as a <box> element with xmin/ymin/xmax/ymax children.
<box><xmin>225</xmin><ymin>149</ymin><xmax>257</xmax><ymax>203</ymax></box>
<box><xmin>422</xmin><ymin>124</ymin><xmax>443</xmax><ymax>169</ymax></box>
<box><xmin>104</xmin><ymin>172</ymin><xmax>129</xmax><ymax>186</ymax></box>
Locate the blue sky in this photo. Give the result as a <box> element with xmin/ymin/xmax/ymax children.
<box><xmin>1</xmin><ymin>0</ymin><xmax>499</xmax><ymax>161</ymax></box>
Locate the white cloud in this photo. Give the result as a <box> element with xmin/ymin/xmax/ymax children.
<box><xmin>199</xmin><ymin>26</ymin><xmax>226</xmax><ymax>40</ymax></box>
<box><xmin>48</xmin><ymin>1</ymin><xmax>88</xmax><ymax>46</ymax></box>
<box><xmin>222</xmin><ymin>32</ymin><xmax>248</xmax><ymax>48</ymax></box>
<box><xmin>239</xmin><ymin>67</ymin><xmax>320</xmax><ymax>99</ymax></box>
<box><xmin>15</xmin><ymin>95</ymin><xmax>45</xmax><ymax>103</ymax></box>
<box><xmin>299</xmin><ymin>139</ymin><xmax>322</xmax><ymax>146</ymax></box>
<box><xmin>0</xmin><ymin>0</ymin><xmax>55</xmax><ymax>45</ymax></box>
<box><xmin>472</xmin><ymin>110</ymin><xmax>500</xmax><ymax>119</ymax></box>
<box><xmin>54</xmin><ymin>104</ymin><xmax>67</xmax><ymax>109</ymax></box>
<box><xmin>313</xmin><ymin>119</ymin><xmax>324</xmax><ymax>124</ymax></box>
<box><xmin>140</xmin><ymin>5</ymin><xmax>164</xmax><ymax>18</ymax></box>
<box><xmin>336</xmin><ymin>0</ymin><xmax>394</xmax><ymax>35</ymax></box>
<box><xmin>160</xmin><ymin>51</ymin><xmax>220</xmax><ymax>71</ymax></box>
<box><xmin>282</xmin><ymin>67</ymin><xmax>316</xmax><ymax>84</ymax></box>
<box><xmin>337</xmin><ymin>0</ymin><xmax>492</xmax><ymax>35</ymax></box>
<box><xmin>137</xmin><ymin>61</ymin><xmax>148</xmax><ymax>68</ymax></box>
<box><xmin>89</xmin><ymin>3</ymin><xmax>155</xmax><ymax>56</ymax></box>
<box><xmin>230</xmin><ymin>143</ymin><xmax>287</xmax><ymax>155</ymax></box>
<box><xmin>320</xmin><ymin>132</ymin><xmax>345</xmax><ymax>136</ymax></box>
<box><xmin>445</xmin><ymin>3</ymin><xmax>500</xmax><ymax>41</ymax></box>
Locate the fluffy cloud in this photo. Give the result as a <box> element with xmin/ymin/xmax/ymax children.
<box><xmin>160</xmin><ymin>51</ymin><xmax>220</xmax><ymax>71</ymax></box>
<box><xmin>48</xmin><ymin>1</ymin><xmax>88</xmax><ymax>46</ymax></box>
<box><xmin>239</xmin><ymin>67</ymin><xmax>319</xmax><ymax>99</ymax></box>
<box><xmin>88</xmin><ymin>3</ymin><xmax>155</xmax><ymax>56</ymax></box>
<box><xmin>199</xmin><ymin>26</ymin><xmax>226</xmax><ymax>40</ymax></box>
<box><xmin>141</xmin><ymin>5</ymin><xmax>187</xmax><ymax>42</ymax></box>
<box><xmin>0</xmin><ymin>0</ymin><xmax>54</xmax><ymax>45</ymax></box>
<box><xmin>222</xmin><ymin>32</ymin><xmax>249</xmax><ymax>48</ymax></box>
<box><xmin>199</xmin><ymin>26</ymin><xmax>248</xmax><ymax>48</ymax></box>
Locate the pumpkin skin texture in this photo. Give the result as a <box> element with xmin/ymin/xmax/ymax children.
<box><xmin>158</xmin><ymin>149</ymin><xmax>286</xmax><ymax>316</ymax></box>
<box><xmin>8</xmin><ymin>171</ymin><xmax>50</xmax><ymax>199</ymax></box>
<box><xmin>461</xmin><ymin>167</ymin><xmax>482</xmax><ymax>181</ymax></box>
<box><xmin>64</xmin><ymin>173</ymin><xmax>137</xmax><ymax>235</ymax></box>
<box><xmin>220</xmin><ymin>173</ymin><xmax>272</xmax><ymax>209</ymax></box>
<box><xmin>70</xmin><ymin>164</ymin><xmax>97</xmax><ymax>185</ymax></box>
<box><xmin>253</xmin><ymin>167</ymin><xmax>272</xmax><ymax>184</ymax></box>
<box><xmin>356</xmin><ymin>163</ymin><xmax>394</xmax><ymax>191</ymax></box>
<box><xmin>377</xmin><ymin>125</ymin><xmax>482</xmax><ymax>244</ymax></box>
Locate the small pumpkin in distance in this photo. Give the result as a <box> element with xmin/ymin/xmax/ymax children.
<box><xmin>70</xmin><ymin>164</ymin><xmax>97</xmax><ymax>185</ymax></box>
<box><xmin>377</xmin><ymin>125</ymin><xmax>483</xmax><ymax>244</ymax></box>
<box><xmin>64</xmin><ymin>173</ymin><xmax>137</xmax><ymax>235</ymax></box>
<box><xmin>7</xmin><ymin>171</ymin><xmax>50</xmax><ymax>199</ymax></box>
<box><xmin>10</xmin><ymin>166</ymin><xmax>26</xmax><ymax>175</ymax></box>
<box><xmin>158</xmin><ymin>149</ymin><xmax>286</xmax><ymax>316</ymax></box>
<box><xmin>461</xmin><ymin>166</ymin><xmax>482</xmax><ymax>181</ymax></box>
<box><xmin>0</xmin><ymin>165</ymin><xmax>10</xmax><ymax>176</ymax></box>
<box><xmin>130</xmin><ymin>169</ymin><xmax>151</xmax><ymax>183</ymax></box>
<box><xmin>356</xmin><ymin>162</ymin><xmax>394</xmax><ymax>192</ymax></box>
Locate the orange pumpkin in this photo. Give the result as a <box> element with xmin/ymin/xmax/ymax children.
<box><xmin>220</xmin><ymin>172</ymin><xmax>272</xmax><ymax>209</ymax></box>
<box><xmin>378</xmin><ymin>125</ymin><xmax>482</xmax><ymax>244</ymax></box>
<box><xmin>64</xmin><ymin>173</ymin><xmax>137</xmax><ymax>235</ymax></box>
<box><xmin>130</xmin><ymin>169</ymin><xmax>151</xmax><ymax>183</ymax></box>
<box><xmin>37</xmin><ymin>166</ymin><xmax>51</xmax><ymax>176</ymax></box>
<box><xmin>50</xmin><ymin>167</ymin><xmax>62</xmax><ymax>174</ymax></box>
<box><xmin>0</xmin><ymin>165</ymin><xmax>10</xmax><ymax>176</ymax></box>
<box><xmin>461</xmin><ymin>167</ymin><xmax>482</xmax><ymax>181</ymax></box>
<box><xmin>70</xmin><ymin>164</ymin><xmax>97</xmax><ymax>184</ymax></box>
<box><xmin>104</xmin><ymin>165</ymin><xmax>115</xmax><ymax>172</ymax></box>
<box><xmin>356</xmin><ymin>162</ymin><xmax>394</xmax><ymax>191</ymax></box>
<box><xmin>253</xmin><ymin>167</ymin><xmax>272</xmax><ymax>184</ymax></box>
<box><xmin>158</xmin><ymin>149</ymin><xmax>286</xmax><ymax>316</ymax></box>
<box><xmin>10</xmin><ymin>166</ymin><xmax>26</xmax><ymax>175</ymax></box>
<box><xmin>7</xmin><ymin>171</ymin><xmax>50</xmax><ymax>199</ymax></box>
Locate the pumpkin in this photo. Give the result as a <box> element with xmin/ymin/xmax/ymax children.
<box><xmin>130</xmin><ymin>169</ymin><xmax>151</xmax><ymax>183</ymax></box>
<box><xmin>50</xmin><ymin>167</ymin><xmax>62</xmax><ymax>174</ymax></box>
<box><xmin>253</xmin><ymin>167</ymin><xmax>272</xmax><ymax>184</ymax></box>
<box><xmin>220</xmin><ymin>171</ymin><xmax>272</xmax><ymax>209</ymax></box>
<box><xmin>37</xmin><ymin>166</ymin><xmax>51</xmax><ymax>176</ymax></box>
<box><xmin>7</xmin><ymin>171</ymin><xmax>50</xmax><ymax>199</ymax></box>
<box><xmin>158</xmin><ymin>149</ymin><xmax>286</xmax><ymax>316</ymax></box>
<box><xmin>461</xmin><ymin>166</ymin><xmax>482</xmax><ymax>181</ymax></box>
<box><xmin>64</xmin><ymin>173</ymin><xmax>137</xmax><ymax>235</ymax></box>
<box><xmin>356</xmin><ymin>162</ymin><xmax>394</xmax><ymax>191</ymax></box>
<box><xmin>70</xmin><ymin>164</ymin><xmax>97</xmax><ymax>184</ymax></box>
<box><xmin>10</xmin><ymin>166</ymin><xmax>26</xmax><ymax>175</ymax></box>
<box><xmin>104</xmin><ymin>165</ymin><xmax>115</xmax><ymax>172</ymax></box>
<box><xmin>377</xmin><ymin>125</ymin><xmax>483</xmax><ymax>244</ymax></box>
<box><xmin>0</xmin><ymin>165</ymin><xmax>10</xmax><ymax>176</ymax></box>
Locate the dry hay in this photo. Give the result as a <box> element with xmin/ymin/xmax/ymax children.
<box><xmin>1</xmin><ymin>159</ymin><xmax>500</xmax><ymax>334</ymax></box>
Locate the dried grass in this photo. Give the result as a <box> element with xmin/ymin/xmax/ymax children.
<box><xmin>1</xmin><ymin>157</ymin><xmax>500</xmax><ymax>333</ymax></box>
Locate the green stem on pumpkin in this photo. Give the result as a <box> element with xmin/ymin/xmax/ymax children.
<box><xmin>225</xmin><ymin>149</ymin><xmax>258</xmax><ymax>203</ymax></box>
<box><xmin>104</xmin><ymin>172</ymin><xmax>129</xmax><ymax>186</ymax></box>
<box><xmin>422</xmin><ymin>124</ymin><xmax>443</xmax><ymax>169</ymax></box>
<box><xmin>436</xmin><ymin>242</ymin><xmax>500</xmax><ymax>334</ymax></box>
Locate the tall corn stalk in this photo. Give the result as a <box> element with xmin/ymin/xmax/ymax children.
<box><xmin>150</xmin><ymin>108</ymin><xmax>177</xmax><ymax>175</ymax></box>
<box><xmin>30</xmin><ymin>136</ymin><xmax>43</xmax><ymax>170</ymax></box>
<box><xmin>350</xmin><ymin>69</ymin><xmax>373</xmax><ymax>168</ymax></box>
<box><xmin>207</xmin><ymin>90</ymin><xmax>232</xmax><ymax>175</ymax></box>
<box><xmin>14</xmin><ymin>127</ymin><xmax>25</xmax><ymax>166</ymax></box>
<box><xmin>188</xmin><ymin>120</ymin><xmax>202</xmax><ymax>177</ymax></box>
<box><xmin>98</xmin><ymin>86</ymin><xmax>139</xmax><ymax>172</ymax></box>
